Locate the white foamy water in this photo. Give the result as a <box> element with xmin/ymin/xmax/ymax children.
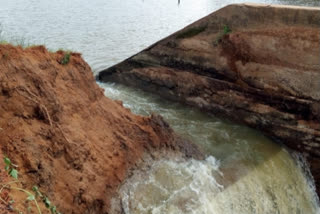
<box><xmin>103</xmin><ymin>82</ymin><xmax>320</xmax><ymax>214</ymax></box>
<box><xmin>119</xmin><ymin>156</ymin><xmax>224</xmax><ymax>214</ymax></box>
<box><xmin>1</xmin><ymin>0</ymin><xmax>319</xmax><ymax>212</ymax></box>
<box><xmin>119</xmin><ymin>152</ymin><xmax>319</xmax><ymax>214</ymax></box>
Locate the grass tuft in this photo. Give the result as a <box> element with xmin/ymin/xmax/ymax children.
<box><xmin>60</xmin><ymin>52</ymin><xmax>71</xmax><ymax>65</ymax></box>
<box><xmin>213</xmin><ymin>25</ymin><xmax>232</xmax><ymax>46</ymax></box>
<box><xmin>0</xmin><ymin>40</ymin><xmax>8</xmax><ymax>45</ymax></box>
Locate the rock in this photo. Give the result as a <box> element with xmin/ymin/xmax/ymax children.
<box><xmin>0</xmin><ymin>44</ymin><xmax>201</xmax><ymax>213</ymax></box>
<box><xmin>98</xmin><ymin>3</ymin><xmax>320</xmax><ymax>196</ymax></box>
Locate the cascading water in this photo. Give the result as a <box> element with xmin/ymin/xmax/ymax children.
<box><xmin>100</xmin><ymin>82</ymin><xmax>320</xmax><ymax>214</ymax></box>
<box><xmin>120</xmin><ymin>157</ymin><xmax>223</xmax><ymax>214</ymax></box>
<box><xmin>1</xmin><ymin>0</ymin><xmax>319</xmax><ymax>212</ymax></box>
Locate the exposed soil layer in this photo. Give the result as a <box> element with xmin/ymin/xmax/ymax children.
<box><xmin>0</xmin><ymin>44</ymin><xmax>201</xmax><ymax>213</ymax></box>
<box><xmin>98</xmin><ymin>4</ymin><xmax>320</xmax><ymax>196</ymax></box>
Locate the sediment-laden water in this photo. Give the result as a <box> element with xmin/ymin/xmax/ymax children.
<box><xmin>101</xmin><ymin>82</ymin><xmax>319</xmax><ymax>214</ymax></box>
<box><xmin>120</xmin><ymin>155</ymin><xmax>317</xmax><ymax>213</ymax></box>
<box><xmin>1</xmin><ymin>0</ymin><xmax>320</xmax><ymax>213</ymax></box>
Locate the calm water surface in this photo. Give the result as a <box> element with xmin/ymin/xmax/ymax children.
<box><xmin>0</xmin><ymin>0</ymin><xmax>319</xmax><ymax>73</ymax></box>
<box><xmin>1</xmin><ymin>0</ymin><xmax>319</xmax><ymax>213</ymax></box>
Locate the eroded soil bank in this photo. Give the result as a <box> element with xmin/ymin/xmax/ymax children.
<box><xmin>98</xmin><ymin>3</ymin><xmax>320</xmax><ymax>196</ymax></box>
<box><xmin>0</xmin><ymin>45</ymin><xmax>201</xmax><ymax>213</ymax></box>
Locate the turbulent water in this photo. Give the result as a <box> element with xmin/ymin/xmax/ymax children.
<box><xmin>120</xmin><ymin>155</ymin><xmax>317</xmax><ymax>213</ymax></box>
<box><xmin>101</xmin><ymin>82</ymin><xmax>320</xmax><ymax>214</ymax></box>
<box><xmin>1</xmin><ymin>0</ymin><xmax>320</xmax><ymax>213</ymax></box>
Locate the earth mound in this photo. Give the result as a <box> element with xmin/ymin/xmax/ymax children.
<box><xmin>0</xmin><ymin>44</ymin><xmax>200</xmax><ymax>213</ymax></box>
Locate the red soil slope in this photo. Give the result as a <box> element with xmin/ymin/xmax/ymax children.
<box><xmin>0</xmin><ymin>45</ymin><xmax>198</xmax><ymax>213</ymax></box>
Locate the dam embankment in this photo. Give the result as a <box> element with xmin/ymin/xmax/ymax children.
<box><xmin>98</xmin><ymin>3</ymin><xmax>320</xmax><ymax>196</ymax></box>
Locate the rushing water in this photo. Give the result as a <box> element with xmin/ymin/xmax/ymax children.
<box><xmin>119</xmin><ymin>156</ymin><xmax>316</xmax><ymax>213</ymax></box>
<box><xmin>1</xmin><ymin>0</ymin><xmax>319</xmax><ymax>213</ymax></box>
<box><xmin>101</xmin><ymin>82</ymin><xmax>320</xmax><ymax>214</ymax></box>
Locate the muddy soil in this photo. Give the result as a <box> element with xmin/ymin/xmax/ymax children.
<box><xmin>0</xmin><ymin>45</ymin><xmax>201</xmax><ymax>213</ymax></box>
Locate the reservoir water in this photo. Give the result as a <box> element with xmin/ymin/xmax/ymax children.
<box><xmin>0</xmin><ymin>0</ymin><xmax>319</xmax><ymax>73</ymax></box>
<box><xmin>0</xmin><ymin>0</ymin><xmax>319</xmax><ymax>213</ymax></box>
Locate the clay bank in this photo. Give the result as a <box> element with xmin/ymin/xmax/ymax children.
<box><xmin>98</xmin><ymin>3</ymin><xmax>320</xmax><ymax>196</ymax></box>
<box><xmin>0</xmin><ymin>45</ymin><xmax>202</xmax><ymax>213</ymax></box>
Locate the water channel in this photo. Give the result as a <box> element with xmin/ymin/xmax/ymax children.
<box><xmin>100</xmin><ymin>82</ymin><xmax>319</xmax><ymax>214</ymax></box>
<box><xmin>0</xmin><ymin>0</ymin><xmax>319</xmax><ymax>213</ymax></box>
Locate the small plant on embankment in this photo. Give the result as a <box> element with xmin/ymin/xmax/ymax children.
<box><xmin>0</xmin><ymin>23</ymin><xmax>33</xmax><ymax>48</ymax></box>
<box><xmin>0</xmin><ymin>24</ymin><xmax>7</xmax><ymax>45</ymax></box>
<box><xmin>0</xmin><ymin>157</ymin><xmax>62</xmax><ymax>214</ymax></box>
<box><xmin>213</xmin><ymin>25</ymin><xmax>232</xmax><ymax>46</ymax></box>
<box><xmin>59</xmin><ymin>51</ymin><xmax>71</xmax><ymax>65</ymax></box>
<box><xmin>4</xmin><ymin>157</ymin><xmax>18</xmax><ymax>179</ymax></box>
<box><xmin>0</xmin><ymin>24</ymin><xmax>10</xmax><ymax>59</ymax></box>
<box><xmin>0</xmin><ymin>40</ymin><xmax>8</xmax><ymax>45</ymax></box>
<box><xmin>176</xmin><ymin>25</ymin><xmax>207</xmax><ymax>39</ymax></box>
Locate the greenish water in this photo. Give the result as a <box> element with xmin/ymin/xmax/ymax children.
<box><xmin>0</xmin><ymin>0</ymin><xmax>319</xmax><ymax>212</ymax></box>
<box><xmin>100</xmin><ymin>82</ymin><xmax>319</xmax><ymax>214</ymax></box>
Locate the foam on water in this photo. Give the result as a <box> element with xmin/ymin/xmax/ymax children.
<box><xmin>102</xmin><ymin>82</ymin><xmax>320</xmax><ymax>214</ymax></box>
<box><xmin>120</xmin><ymin>156</ymin><xmax>223</xmax><ymax>214</ymax></box>
<box><xmin>0</xmin><ymin>0</ymin><xmax>319</xmax><ymax>212</ymax></box>
<box><xmin>119</xmin><ymin>152</ymin><xmax>319</xmax><ymax>214</ymax></box>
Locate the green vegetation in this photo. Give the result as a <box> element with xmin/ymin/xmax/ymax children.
<box><xmin>4</xmin><ymin>157</ymin><xmax>18</xmax><ymax>179</ymax></box>
<box><xmin>176</xmin><ymin>25</ymin><xmax>207</xmax><ymax>39</ymax></box>
<box><xmin>0</xmin><ymin>24</ymin><xmax>75</xmax><ymax>59</ymax></box>
<box><xmin>1</xmin><ymin>157</ymin><xmax>62</xmax><ymax>214</ymax></box>
<box><xmin>0</xmin><ymin>24</ymin><xmax>5</xmax><ymax>44</ymax></box>
<box><xmin>60</xmin><ymin>51</ymin><xmax>71</xmax><ymax>65</ymax></box>
<box><xmin>0</xmin><ymin>32</ymin><xmax>31</xmax><ymax>48</ymax></box>
<box><xmin>13</xmin><ymin>37</ymin><xmax>31</xmax><ymax>48</ymax></box>
<box><xmin>213</xmin><ymin>25</ymin><xmax>232</xmax><ymax>46</ymax></box>
<box><xmin>0</xmin><ymin>25</ymin><xmax>9</xmax><ymax>45</ymax></box>
<box><xmin>0</xmin><ymin>24</ymin><xmax>34</xmax><ymax>48</ymax></box>
<box><xmin>223</xmin><ymin>25</ymin><xmax>232</xmax><ymax>35</ymax></box>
